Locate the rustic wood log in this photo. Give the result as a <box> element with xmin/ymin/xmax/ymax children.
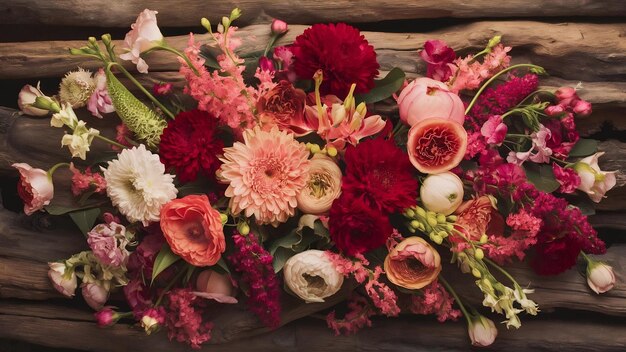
<box><xmin>2</xmin><ymin>1</ymin><xmax>626</xmax><ymax>28</ymax></box>
<box><xmin>2</xmin><ymin>22</ymin><xmax>625</xmax><ymax>83</ymax></box>
<box><xmin>1</xmin><ymin>301</ymin><xmax>625</xmax><ymax>352</ymax></box>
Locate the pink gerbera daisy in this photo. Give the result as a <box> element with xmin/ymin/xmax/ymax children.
<box><xmin>218</xmin><ymin>127</ymin><xmax>310</xmax><ymax>226</ymax></box>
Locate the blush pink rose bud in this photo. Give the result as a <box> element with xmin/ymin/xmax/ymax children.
<box><xmin>48</xmin><ymin>262</ymin><xmax>77</xmax><ymax>298</ymax></box>
<box><xmin>194</xmin><ymin>270</ymin><xmax>238</xmax><ymax>304</ymax></box>
<box><xmin>140</xmin><ymin>307</ymin><xmax>166</xmax><ymax>335</ymax></box>
<box><xmin>94</xmin><ymin>307</ymin><xmax>120</xmax><ymax>327</ymax></box>
<box><xmin>573</xmin><ymin>99</ymin><xmax>592</xmax><ymax>117</ymax></box>
<box><xmin>397</xmin><ymin>77</ymin><xmax>465</xmax><ymax>127</ymax></box>
<box><xmin>468</xmin><ymin>314</ymin><xmax>498</xmax><ymax>347</ymax></box>
<box><xmin>82</xmin><ymin>282</ymin><xmax>110</xmax><ymax>310</ymax></box>
<box><xmin>18</xmin><ymin>84</ymin><xmax>51</xmax><ymax>116</ymax></box>
<box><xmin>13</xmin><ymin>163</ymin><xmax>54</xmax><ymax>215</ymax></box>
<box><xmin>271</xmin><ymin>19</ymin><xmax>288</xmax><ymax>35</ymax></box>
<box><xmin>586</xmin><ymin>259</ymin><xmax>616</xmax><ymax>294</ymax></box>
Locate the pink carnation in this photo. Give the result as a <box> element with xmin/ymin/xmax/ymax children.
<box><xmin>87</xmin><ymin>222</ymin><xmax>129</xmax><ymax>267</ymax></box>
<box><xmin>409</xmin><ymin>280</ymin><xmax>462</xmax><ymax>322</ymax></box>
<box><xmin>552</xmin><ymin>163</ymin><xmax>581</xmax><ymax>194</ymax></box>
<box><xmin>69</xmin><ymin>163</ymin><xmax>106</xmax><ymax>197</ymax></box>
<box><xmin>87</xmin><ymin>69</ymin><xmax>115</xmax><ymax>118</ymax></box>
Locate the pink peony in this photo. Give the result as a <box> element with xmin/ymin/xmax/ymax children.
<box><xmin>397</xmin><ymin>77</ymin><xmax>465</xmax><ymax>126</ymax></box>
<box><xmin>87</xmin><ymin>69</ymin><xmax>115</xmax><ymax>118</ymax></box>
<box><xmin>13</xmin><ymin>163</ymin><xmax>54</xmax><ymax>215</ymax></box>
<box><xmin>219</xmin><ymin>127</ymin><xmax>310</xmax><ymax>226</ymax></box>
<box><xmin>480</xmin><ymin>115</ymin><xmax>507</xmax><ymax>145</ymax></box>
<box><xmin>119</xmin><ymin>9</ymin><xmax>164</xmax><ymax>73</ymax></box>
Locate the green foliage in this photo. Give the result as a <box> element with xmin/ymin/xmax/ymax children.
<box><xmin>152</xmin><ymin>244</ymin><xmax>181</xmax><ymax>284</ymax></box>
<box><xmin>569</xmin><ymin>139</ymin><xmax>598</xmax><ymax>158</ymax></box>
<box><xmin>355</xmin><ymin>67</ymin><xmax>406</xmax><ymax>104</ymax></box>
<box><xmin>69</xmin><ymin>208</ymin><xmax>101</xmax><ymax>236</ymax></box>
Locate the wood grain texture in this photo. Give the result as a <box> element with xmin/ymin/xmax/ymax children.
<box><xmin>2</xmin><ymin>22</ymin><xmax>625</xmax><ymax>82</ymax></box>
<box><xmin>2</xmin><ymin>1</ymin><xmax>626</xmax><ymax>28</ymax></box>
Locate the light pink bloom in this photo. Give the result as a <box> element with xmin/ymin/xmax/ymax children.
<box><xmin>48</xmin><ymin>262</ymin><xmax>77</xmax><ymax>297</ymax></box>
<box><xmin>13</xmin><ymin>163</ymin><xmax>54</xmax><ymax>215</ymax></box>
<box><xmin>397</xmin><ymin>77</ymin><xmax>465</xmax><ymax>126</ymax></box>
<box><xmin>271</xmin><ymin>19</ymin><xmax>288</xmax><ymax>35</ymax></box>
<box><xmin>555</xmin><ymin>87</ymin><xmax>578</xmax><ymax>106</ymax></box>
<box><xmin>194</xmin><ymin>270</ymin><xmax>238</xmax><ymax>304</ymax></box>
<box><xmin>468</xmin><ymin>315</ymin><xmax>498</xmax><ymax>347</ymax></box>
<box><xmin>480</xmin><ymin>115</ymin><xmax>507</xmax><ymax>145</ymax></box>
<box><xmin>119</xmin><ymin>9</ymin><xmax>164</xmax><ymax>73</ymax></box>
<box><xmin>586</xmin><ymin>260</ymin><xmax>616</xmax><ymax>294</ymax></box>
<box><xmin>506</xmin><ymin>125</ymin><xmax>552</xmax><ymax>165</ymax></box>
<box><xmin>87</xmin><ymin>69</ymin><xmax>115</xmax><ymax>118</ymax></box>
<box><xmin>82</xmin><ymin>282</ymin><xmax>109</xmax><ymax>310</ymax></box>
<box><xmin>18</xmin><ymin>84</ymin><xmax>50</xmax><ymax>116</ymax></box>
<box><xmin>94</xmin><ymin>307</ymin><xmax>119</xmax><ymax>327</ymax></box>
<box><xmin>218</xmin><ymin>127</ymin><xmax>310</xmax><ymax>226</ymax></box>
<box><xmin>87</xmin><ymin>222</ymin><xmax>129</xmax><ymax>267</ymax></box>
<box><xmin>153</xmin><ymin>82</ymin><xmax>173</xmax><ymax>95</ymax></box>
<box><xmin>574</xmin><ymin>152</ymin><xmax>617</xmax><ymax>203</ymax></box>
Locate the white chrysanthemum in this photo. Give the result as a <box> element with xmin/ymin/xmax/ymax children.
<box><xmin>103</xmin><ymin>145</ymin><xmax>177</xmax><ymax>225</ymax></box>
<box><xmin>59</xmin><ymin>68</ymin><xmax>95</xmax><ymax>108</ymax></box>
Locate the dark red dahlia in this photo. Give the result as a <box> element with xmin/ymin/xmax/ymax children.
<box><xmin>342</xmin><ymin>137</ymin><xmax>418</xmax><ymax>214</ymax></box>
<box><xmin>290</xmin><ymin>23</ymin><xmax>379</xmax><ymax>97</ymax></box>
<box><xmin>159</xmin><ymin>109</ymin><xmax>224</xmax><ymax>183</ymax></box>
<box><xmin>329</xmin><ymin>194</ymin><xmax>393</xmax><ymax>256</ymax></box>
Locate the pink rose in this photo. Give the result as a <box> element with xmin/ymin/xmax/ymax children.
<box><xmin>87</xmin><ymin>69</ymin><xmax>115</xmax><ymax>118</ymax></box>
<box><xmin>194</xmin><ymin>270</ymin><xmax>237</xmax><ymax>304</ymax></box>
<box><xmin>397</xmin><ymin>77</ymin><xmax>465</xmax><ymax>126</ymax></box>
<box><xmin>480</xmin><ymin>115</ymin><xmax>507</xmax><ymax>145</ymax></box>
<box><xmin>573</xmin><ymin>99</ymin><xmax>592</xmax><ymax>116</ymax></box>
<box><xmin>13</xmin><ymin>163</ymin><xmax>54</xmax><ymax>215</ymax></box>
<box><xmin>119</xmin><ymin>9</ymin><xmax>164</xmax><ymax>73</ymax></box>
<box><xmin>82</xmin><ymin>282</ymin><xmax>109</xmax><ymax>310</ymax></box>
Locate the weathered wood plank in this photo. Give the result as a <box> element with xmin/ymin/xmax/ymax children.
<box><xmin>2</xmin><ymin>1</ymin><xmax>625</xmax><ymax>28</ymax></box>
<box><xmin>0</xmin><ymin>301</ymin><xmax>625</xmax><ymax>352</ymax></box>
<box><xmin>2</xmin><ymin>22</ymin><xmax>625</xmax><ymax>82</ymax></box>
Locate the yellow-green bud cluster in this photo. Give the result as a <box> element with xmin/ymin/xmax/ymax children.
<box><xmin>403</xmin><ymin>205</ymin><xmax>456</xmax><ymax>245</ymax></box>
<box><xmin>305</xmin><ymin>143</ymin><xmax>338</xmax><ymax>157</ymax></box>
<box><xmin>104</xmin><ymin>66</ymin><xmax>166</xmax><ymax>148</ymax></box>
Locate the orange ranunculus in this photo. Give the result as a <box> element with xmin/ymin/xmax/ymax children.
<box><xmin>454</xmin><ymin>196</ymin><xmax>504</xmax><ymax>242</ymax></box>
<box><xmin>384</xmin><ymin>237</ymin><xmax>441</xmax><ymax>290</ymax></box>
<box><xmin>160</xmin><ymin>194</ymin><xmax>225</xmax><ymax>266</ymax></box>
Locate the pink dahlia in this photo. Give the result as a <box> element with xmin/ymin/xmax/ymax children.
<box><xmin>218</xmin><ymin>127</ymin><xmax>310</xmax><ymax>226</ymax></box>
<box><xmin>290</xmin><ymin>23</ymin><xmax>379</xmax><ymax>97</ymax></box>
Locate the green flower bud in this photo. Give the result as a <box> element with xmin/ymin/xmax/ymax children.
<box><xmin>472</xmin><ymin>268</ymin><xmax>482</xmax><ymax>278</ymax></box>
<box><xmin>404</xmin><ymin>208</ymin><xmax>415</xmax><ymax>218</ymax></box>
<box><xmin>475</xmin><ymin>248</ymin><xmax>485</xmax><ymax>260</ymax></box>
<box><xmin>410</xmin><ymin>220</ymin><xmax>421</xmax><ymax>229</ymax></box>
<box><xmin>436</xmin><ymin>214</ymin><xmax>447</xmax><ymax>224</ymax></box>
<box><xmin>415</xmin><ymin>206</ymin><xmax>426</xmax><ymax>218</ymax></box>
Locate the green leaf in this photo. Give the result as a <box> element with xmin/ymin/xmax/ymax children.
<box><xmin>182</xmin><ymin>264</ymin><xmax>197</xmax><ymax>286</ymax></box>
<box><xmin>272</xmin><ymin>247</ymin><xmax>296</xmax><ymax>273</ymax></box>
<box><xmin>569</xmin><ymin>139</ymin><xmax>598</xmax><ymax>158</ymax></box>
<box><xmin>355</xmin><ymin>67</ymin><xmax>406</xmax><ymax>104</ymax></box>
<box><xmin>45</xmin><ymin>203</ymin><xmax>105</xmax><ymax>215</ymax></box>
<box><xmin>213</xmin><ymin>258</ymin><xmax>231</xmax><ymax>275</ymax></box>
<box><xmin>69</xmin><ymin>208</ymin><xmax>101</xmax><ymax>236</ymax></box>
<box><xmin>152</xmin><ymin>244</ymin><xmax>181</xmax><ymax>284</ymax></box>
<box><xmin>524</xmin><ymin>164</ymin><xmax>560</xmax><ymax>193</ymax></box>
<box><xmin>199</xmin><ymin>47</ymin><xmax>221</xmax><ymax>70</ymax></box>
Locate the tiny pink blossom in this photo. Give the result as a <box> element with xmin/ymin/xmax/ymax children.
<box><xmin>480</xmin><ymin>115</ymin><xmax>507</xmax><ymax>145</ymax></box>
<box><xmin>552</xmin><ymin>163</ymin><xmax>581</xmax><ymax>194</ymax></box>
<box><xmin>270</xmin><ymin>19</ymin><xmax>288</xmax><ymax>35</ymax></box>
<box><xmin>153</xmin><ymin>82</ymin><xmax>173</xmax><ymax>95</ymax></box>
<box><xmin>69</xmin><ymin>163</ymin><xmax>106</xmax><ymax>197</ymax></box>
<box><xmin>87</xmin><ymin>69</ymin><xmax>115</xmax><ymax>118</ymax></box>
<box><xmin>409</xmin><ymin>280</ymin><xmax>462</xmax><ymax>322</ymax></box>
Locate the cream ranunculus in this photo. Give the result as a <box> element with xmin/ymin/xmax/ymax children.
<box><xmin>586</xmin><ymin>259</ymin><xmax>616</xmax><ymax>294</ymax></box>
<box><xmin>296</xmin><ymin>155</ymin><xmax>342</xmax><ymax>214</ymax></box>
<box><xmin>119</xmin><ymin>9</ymin><xmax>165</xmax><ymax>74</ymax></box>
<box><xmin>384</xmin><ymin>236</ymin><xmax>441</xmax><ymax>290</ymax></box>
<box><xmin>574</xmin><ymin>152</ymin><xmax>617</xmax><ymax>203</ymax></box>
<box><xmin>420</xmin><ymin>172</ymin><xmax>464</xmax><ymax>215</ymax></box>
<box><xmin>283</xmin><ymin>250</ymin><xmax>344</xmax><ymax>303</ymax></box>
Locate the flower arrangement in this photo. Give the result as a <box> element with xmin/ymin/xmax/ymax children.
<box><xmin>14</xmin><ymin>8</ymin><xmax>618</xmax><ymax>348</ymax></box>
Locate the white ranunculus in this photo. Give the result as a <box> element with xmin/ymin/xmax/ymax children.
<box><xmin>420</xmin><ymin>172</ymin><xmax>464</xmax><ymax>215</ymax></box>
<box><xmin>574</xmin><ymin>152</ymin><xmax>617</xmax><ymax>203</ymax></box>
<box><xmin>296</xmin><ymin>155</ymin><xmax>342</xmax><ymax>215</ymax></box>
<box><xmin>586</xmin><ymin>260</ymin><xmax>616</xmax><ymax>294</ymax></box>
<box><xmin>119</xmin><ymin>9</ymin><xmax>164</xmax><ymax>74</ymax></box>
<box><xmin>283</xmin><ymin>250</ymin><xmax>343</xmax><ymax>303</ymax></box>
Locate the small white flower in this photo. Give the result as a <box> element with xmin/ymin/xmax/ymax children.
<box><xmin>61</xmin><ymin>120</ymin><xmax>99</xmax><ymax>160</ymax></box>
<box><xmin>283</xmin><ymin>250</ymin><xmax>344</xmax><ymax>303</ymax></box>
<box><xmin>51</xmin><ymin>103</ymin><xmax>79</xmax><ymax>128</ymax></box>
<box><xmin>102</xmin><ymin>145</ymin><xmax>177</xmax><ymax>225</ymax></box>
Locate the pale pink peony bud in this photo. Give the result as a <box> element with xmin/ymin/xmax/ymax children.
<box><xmin>13</xmin><ymin>163</ymin><xmax>54</xmax><ymax>215</ymax></box>
<box><xmin>18</xmin><ymin>84</ymin><xmax>50</xmax><ymax>116</ymax></box>
<box><xmin>586</xmin><ymin>259</ymin><xmax>616</xmax><ymax>294</ymax></box>
<box><xmin>271</xmin><ymin>19</ymin><xmax>288</xmax><ymax>35</ymax></box>
<box><xmin>397</xmin><ymin>77</ymin><xmax>465</xmax><ymax>126</ymax></box>
<box><xmin>194</xmin><ymin>270</ymin><xmax>237</xmax><ymax>304</ymax></box>
<box><xmin>82</xmin><ymin>282</ymin><xmax>110</xmax><ymax>310</ymax></box>
<box><xmin>468</xmin><ymin>315</ymin><xmax>498</xmax><ymax>347</ymax></box>
<box><xmin>48</xmin><ymin>262</ymin><xmax>77</xmax><ymax>297</ymax></box>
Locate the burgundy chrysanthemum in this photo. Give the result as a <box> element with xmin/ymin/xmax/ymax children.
<box><xmin>159</xmin><ymin>109</ymin><xmax>224</xmax><ymax>183</ymax></box>
<box><xmin>329</xmin><ymin>194</ymin><xmax>393</xmax><ymax>256</ymax></box>
<box><xmin>342</xmin><ymin>138</ymin><xmax>418</xmax><ymax>214</ymax></box>
<box><xmin>290</xmin><ymin>23</ymin><xmax>379</xmax><ymax>97</ymax></box>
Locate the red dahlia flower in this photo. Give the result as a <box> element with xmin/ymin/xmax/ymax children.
<box><xmin>329</xmin><ymin>194</ymin><xmax>393</xmax><ymax>256</ymax></box>
<box><xmin>290</xmin><ymin>23</ymin><xmax>379</xmax><ymax>97</ymax></box>
<box><xmin>342</xmin><ymin>137</ymin><xmax>418</xmax><ymax>214</ymax></box>
<box><xmin>159</xmin><ymin>109</ymin><xmax>224</xmax><ymax>183</ymax></box>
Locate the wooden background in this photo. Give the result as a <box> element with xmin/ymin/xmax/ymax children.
<box><xmin>0</xmin><ymin>1</ymin><xmax>625</xmax><ymax>351</ymax></box>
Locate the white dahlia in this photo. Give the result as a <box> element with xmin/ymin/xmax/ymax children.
<box><xmin>103</xmin><ymin>145</ymin><xmax>177</xmax><ymax>225</ymax></box>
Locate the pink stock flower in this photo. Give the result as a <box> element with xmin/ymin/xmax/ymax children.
<box><xmin>480</xmin><ymin>115</ymin><xmax>507</xmax><ymax>145</ymax></box>
<box><xmin>506</xmin><ymin>124</ymin><xmax>553</xmax><ymax>165</ymax></box>
<box><xmin>87</xmin><ymin>69</ymin><xmax>115</xmax><ymax>118</ymax></box>
<box><xmin>447</xmin><ymin>44</ymin><xmax>511</xmax><ymax>93</ymax></box>
<box><xmin>153</xmin><ymin>82</ymin><xmax>173</xmax><ymax>95</ymax></box>
<box><xmin>419</xmin><ymin>40</ymin><xmax>456</xmax><ymax>82</ymax></box>
<box><xmin>87</xmin><ymin>222</ymin><xmax>129</xmax><ymax>267</ymax></box>
<box><xmin>326</xmin><ymin>295</ymin><xmax>373</xmax><ymax>336</ymax></box>
<box><xmin>482</xmin><ymin>209</ymin><xmax>541</xmax><ymax>264</ymax></box>
<box><xmin>119</xmin><ymin>9</ymin><xmax>164</xmax><ymax>73</ymax></box>
<box><xmin>69</xmin><ymin>163</ymin><xmax>106</xmax><ymax>197</ymax></box>
<box><xmin>364</xmin><ymin>266</ymin><xmax>400</xmax><ymax>317</ymax></box>
<box><xmin>409</xmin><ymin>280</ymin><xmax>462</xmax><ymax>322</ymax></box>
<box><xmin>397</xmin><ymin>77</ymin><xmax>465</xmax><ymax>126</ymax></box>
<box><xmin>166</xmin><ymin>288</ymin><xmax>214</xmax><ymax>349</ymax></box>
<box><xmin>13</xmin><ymin>163</ymin><xmax>54</xmax><ymax>215</ymax></box>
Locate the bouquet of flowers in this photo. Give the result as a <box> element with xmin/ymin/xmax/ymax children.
<box><xmin>15</xmin><ymin>8</ymin><xmax>618</xmax><ymax>348</ymax></box>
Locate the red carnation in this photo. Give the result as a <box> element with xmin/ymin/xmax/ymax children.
<box><xmin>159</xmin><ymin>109</ymin><xmax>224</xmax><ymax>183</ymax></box>
<box><xmin>290</xmin><ymin>23</ymin><xmax>379</xmax><ymax>97</ymax></box>
<box><xmin>342</xmin><ymin>137</ymin><xmax>418</xmax><ymax>214</ymax></box>
<box><xmin>329</xmin><ymin>194</ymin><xmax>393</xmax><ymax>256</ymax></box>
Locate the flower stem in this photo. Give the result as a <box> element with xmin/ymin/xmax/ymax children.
<box><xmin>156</xmin><ymin>44</ymin><xmax>200</xmax><ymax>77</ymax></box>
<box><xmin>483</xmin><ymin>258</ymin><xmax>519</xmax><ymax>285</ymax></box>
<box><xmin>109</xmin><ymin>62</ymin><xmax>175</xmax><ymax>120</ymax></box>
<box><xmin>47</xmin><ymin>162</ymin><xmax>71</xmax><ymax>179</ymax></box>
<box><xmin>465</xmin><ymin>64</ymin><xmax>545</xmax><ymax>115</ymax></box>
<box><xmin>94</xmin><ymin>134</ymin><xmax>127</xmax><ymax>149</ymax></box>
<box><xmin>263</xmin><ymin>34</ymin><xmax>280</xmax><ymax>57</ymax></box>
<box><xmin>439</xmin><ymin>276</ymin><xmax>473</xmax><ymax>325</ymax></box>
<box><xmin>154</xmin><ymin>266</ymin><xmax>187</xmax><ymax>307</ymax></box>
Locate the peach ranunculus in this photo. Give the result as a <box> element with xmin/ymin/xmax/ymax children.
<box><xmin>119</xmin><ymin>9</ymin><xmax>164</xmax><ymax>74</ymax></box>
<box><xmin>384</xmin><ymin>236</ymin><xmax>441</xmax><ymax>290</ymax></box>
<box><xmin>160</xmin><ymin>194</ymin><xmax>225</xmax><ymax>266</ymax></box>
<box><xmin>13</xmin><ymin>162</ymin><xmax>54</xmax><ymax>215</ymax></box>
<box><xmin>256</xmin><ymin>80</ymin><xmax>310</xmax><ymax>135</ymax></box>
<box><xmin>194</xmin><ymin>270</ymin><xmax>238</xmax><ymax>304</ymax></box>
<box><xmin>454</xmin><ymin>196</ymin><xmax>504</xmax><ymax>242</ymax></box>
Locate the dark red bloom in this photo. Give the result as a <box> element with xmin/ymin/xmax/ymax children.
<box><xmin>290</xmin><ymin>23</ymin><xmax>379</xmax><ymax>97</ymax></box>
<box><xmin>342</xmin><ymin>138</ymin><xmax>418</xmax><ymax>214</ymax></box>
<box><xmin>329</xmin><ymin>194</ymin><xmax>393</xmax><ymax>256</ymax></box>
<box><xmin>159</xmin><ymin>109</ymin><xmax>224</xmax><ymax>183</ymax></box>
<box><xmin>420</xmin><ymin>40</ymin><xmax>456</xmax><ymax>82</ymax></box>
